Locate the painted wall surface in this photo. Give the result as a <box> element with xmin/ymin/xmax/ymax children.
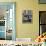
<box><xmin>0</xmin><ymin>0</ymin><xmax>45</xmax><ymax>40</ymax></box>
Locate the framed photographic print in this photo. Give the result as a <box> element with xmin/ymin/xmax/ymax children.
<box><xmin>39</xmin><ymin>0</ymin><xmax>46</xmax><ymax>4</ymax></box>
<box><xmin>0</xmin><ymin>2</ymin><xmax>16</xmax><ymax>40</ymax></box>
<box><xmin>22</xmin><ymin>10</ymin><xmax>32</xmax><ymax>23</ymax></box>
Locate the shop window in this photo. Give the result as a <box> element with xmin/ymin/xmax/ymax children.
<box><xmin>0</xmin><ymin>2</ymin><xmax>16</xmax><ymax>40</ymax></box>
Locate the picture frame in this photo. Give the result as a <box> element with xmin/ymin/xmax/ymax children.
<box><xmin>39</xmin><ymin>0</ymin><xmax>46</xmax><ymax>4</ymax></box>
<box><xmin>22</xmin><ymin>10</ymin><xmax>32</xmax><ymax>23</ymax></box>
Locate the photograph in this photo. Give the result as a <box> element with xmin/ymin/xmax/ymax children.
<box><xmin>22</xmin><ymin>10</ymin><xmax>32</xmax><ymax>23</ymax></box>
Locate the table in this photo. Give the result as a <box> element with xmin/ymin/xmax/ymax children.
<box><xmin>0</xmin><ymin>40</ymin><xmax>44</xmax><ymax>46</ymax></box>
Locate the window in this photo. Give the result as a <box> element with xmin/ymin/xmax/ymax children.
<box><xmin>39</xmin><ymin>11</ymin><xmax>46</xmax><ymax>35</ymax></box>
<box><xmin>39</xmin><ymin>0</ymin><xmax>46</xmax><ymax>4</ymax></box>
<box><xmin>0</xmin><ymin>2</ymin><xmax>16</xmax><ymax>40</ymax></box>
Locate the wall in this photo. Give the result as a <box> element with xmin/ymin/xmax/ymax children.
<box><xmin>0</xmin><ymin>0</ymin><xmax>44</xmax><ymax>40</ymax></box>
<box><xmin>16</xmin><ymin>0</ymin><xmax>39</xmax><ymax>40</ymax></box>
